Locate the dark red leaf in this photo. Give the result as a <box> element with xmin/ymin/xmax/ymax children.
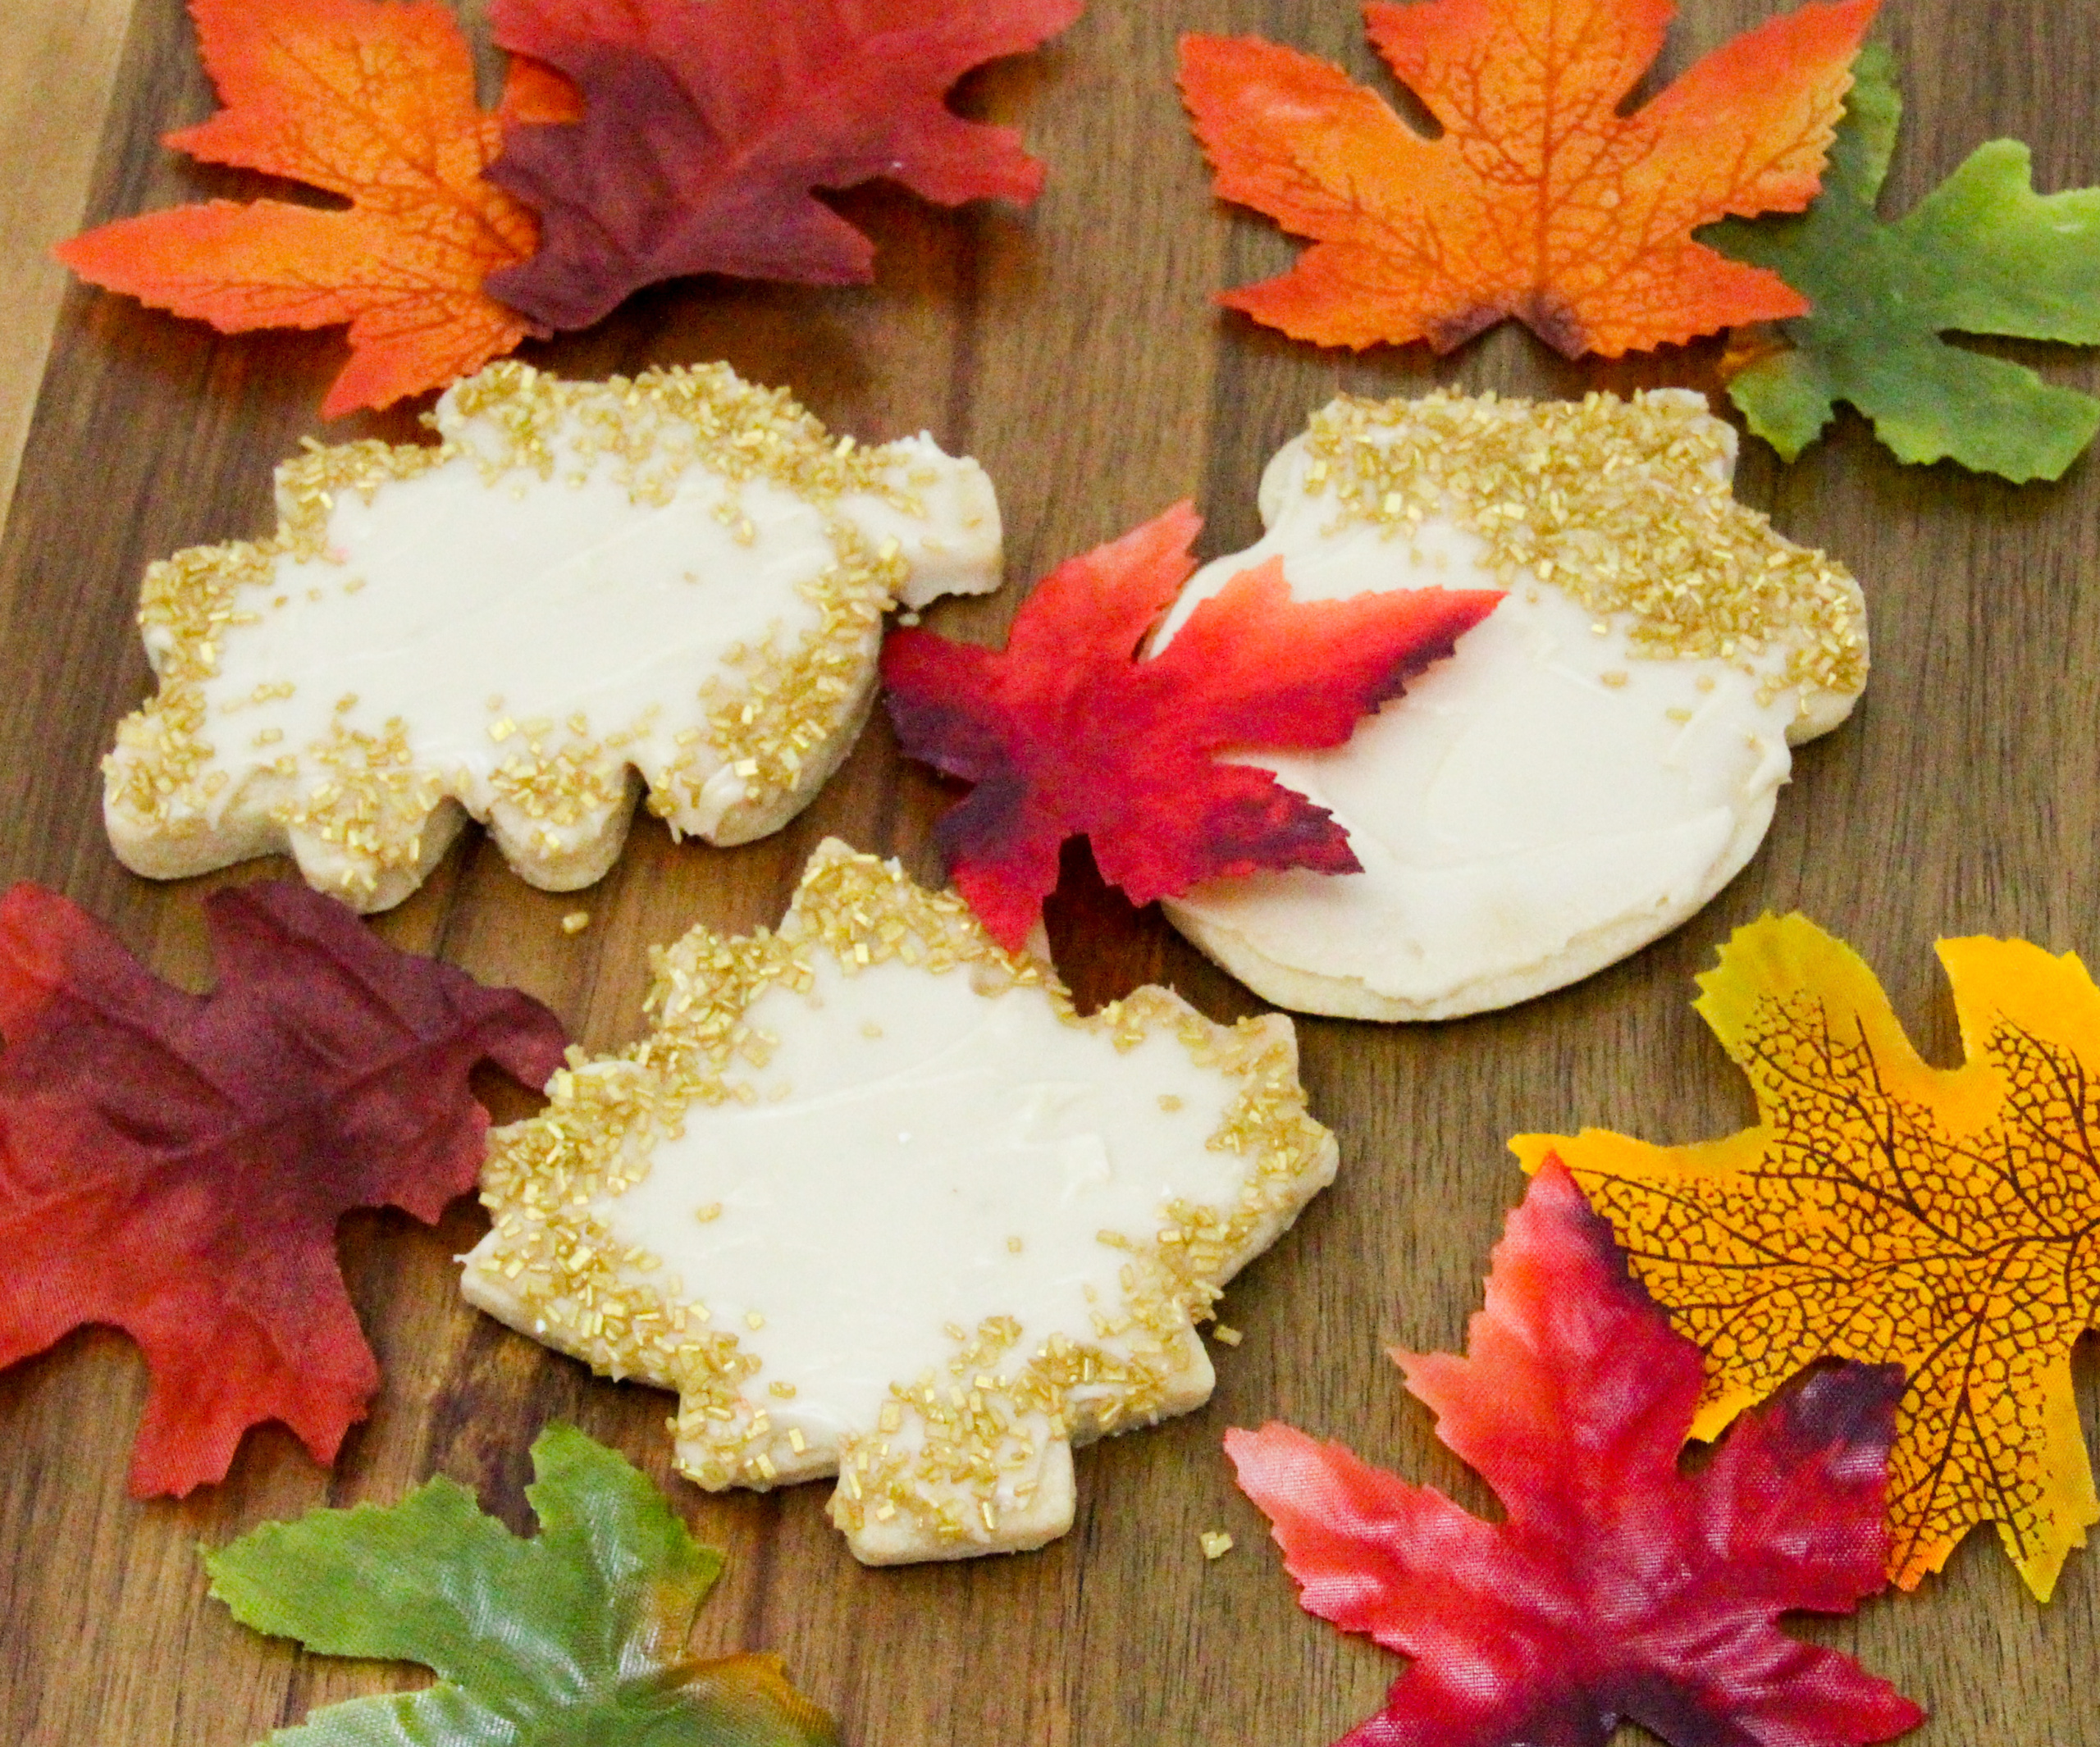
<box><xmin>485</xmin><ymin>0</ymin><xmax>1084</xmax><ymax>330</ymax></box>
<box><xmin>1226</xmin><ymin>1164</ymin><xmax>1925</xmax><ymax>1747</ymax></box>
<box><xmin>881</xmin><ymin>501</ymin><xmax>1501</xmax><ymax>951</ymax></box>
<box><xmin>0</xmin><ymin>883</ymin><xmax>568</xmax><ymax>1495</ymax></box>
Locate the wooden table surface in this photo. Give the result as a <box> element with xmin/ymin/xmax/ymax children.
<box><xmin>6</xmin><ymin>1</ymin><xmax>2100</xmax><ymax>1741</ymax></box>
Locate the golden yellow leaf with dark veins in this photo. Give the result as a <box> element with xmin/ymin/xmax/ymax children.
<box><xmin>1513</xmin><ymin>912</ymin><xmax>2100</xmax><ymax>1600</ymax></box>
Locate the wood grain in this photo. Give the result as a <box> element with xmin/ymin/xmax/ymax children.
<box><xmin>4</xmin><ymin>1</ymin><xmax>2099</xmax><ymax>1742</ymax></box>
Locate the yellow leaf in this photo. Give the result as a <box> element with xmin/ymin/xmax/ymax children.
<box><xmin>1513</xmin><ymin>912</ymin><xmax>2100</xmax><ymax>1599</ymax></box>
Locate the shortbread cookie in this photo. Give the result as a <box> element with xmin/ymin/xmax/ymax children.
<box><xmin>1155</xmin><ymin>390</ymin><xmax>1869</xmax><ymax>1021</ymax></box>
<box><xmin>461</xmin><ymin>839</ymin><xmax>1336</xmax><ymax>1564</ymax></box>
<box><xmin>103</xmin><ymin>363</ymin><xmax>1001</xmax><ymax>911</ymax></box>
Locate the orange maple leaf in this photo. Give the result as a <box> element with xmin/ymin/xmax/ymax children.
<box><xmin>1515</xmin><ymin>915</ymin><xmax>2100</xmax><ymax>1601</ymax></box>
<box><xmin>57</xmin><ymin>0</ymin><xmax>579</xmax><ymax>417</ymax></box>
<box><xmin>1179</xmin><ymin>0</ymin><xmax>1878</xmax><ymax>358</ymax></box>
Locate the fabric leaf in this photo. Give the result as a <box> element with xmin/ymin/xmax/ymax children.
<box><xmin>208</xmin><ymin>1423</ymin><xmax>836</xmax><ymax>1747</ymax></box>
<box><xmin>1227</xmin><ymin>1164</ymin><xmax>1922</xmax><ymax>1747</ymax></box>
<box><xmin>1515</xmin><ymin>914</ymin><xmax>2100</xmax><ymax>1599</ymax></box>
<box><xmin>1708</xmin><ymin>43</ymin><xmax>2100</xmax><ymax>481</ymax></box>
<box><xmin>880</xmin><ymin>500</ymin><xmax>1501</xmax><ymax>951</ymax></box>
<box><xmin>1178</xmin><ymin>0</ymin><xmax>1876</xmax><ymax>358</ymax></box>
<box><xmin>484</xmin><ymin>0</ymin><xmax>1084</xmax><ymax>331</ymax></box>
<box><xmin>0</xmin><ymin>881</ymin><xmax>567</xmax><ymax>1495</ymax></box>
<box><xmin>56</xmin><ymin>0</ymin><xmax>575</xmax><ymax>417</ymax></box>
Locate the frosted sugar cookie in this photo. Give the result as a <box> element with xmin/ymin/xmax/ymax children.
<box><xmin>103</xmin><ymin>363</ymin><xmax>1001</xmax><ymax>910</ymax></box>
<box><xmin>461</xmin><ymin>839</ymin><xmax>1336</xmax><ymax>1564</ymax></box>
<box><xmin>1156</xmin><ymin>389</ymin><xmax>1869</xmax><ymax>1020</ymax></box>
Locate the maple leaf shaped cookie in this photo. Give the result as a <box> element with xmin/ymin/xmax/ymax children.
<box><xmin>1155</xmin><ymin>389</ymin><xmax>1869</xmax><ymax>1020</ymax></box>
<box><xmin>461</xmin><ymin>839</ymin><xmax>1337</xmax><ymax>1565</ymax></box>
<box><xmin>0</xmin><ymin>880</ymin><xmax>566</xmax><ymax>1496</ymax></box>
<box><xmin>1179</xmin><ymin>0</ymin><xmax>1876</xmax><ymax>358</ymax></box>
<box><xmin>1230</xmin><ymin>1165</ymin><xmax>1924</xmax><ymax>1747</ymax></box>
<box><xmin>486</xmin><ymin>0</ymin><xmax>1086</xmax><ymax>330</ymax></box>
<box><xmin>103</xmin><ymin>362</ymin><xmax>1000</xmax><ymax>912</ymax></box>
<box><xmin>56</xmin><ymin>0</ymin><xmax>578</xmax><ymax>418</ymax></box>
<box><xmin>1516</xmin><ymin>915</ymin><xmax>2100</xmax><ymax>1599</ymax></box>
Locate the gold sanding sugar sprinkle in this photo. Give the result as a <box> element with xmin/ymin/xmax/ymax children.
<box><xmin>1300</xmin><ymin>390</ymin><xmax>1866</xmax><ymax>700</ymax></box>
<box><xmin>562</xmin><ymin>910</ymin><xmax>591</xmax><ymax>935</ymax></box>
<box><xmin>103</xmin><ymin>361</ymin><xmax>938</xmax><ymax>873</ymax></box>
<box><xmin>471</xmin><ymin>842</ymin><xmax>1335</xmax><ymax>1546</ymax></box>
<box><xmin>1200</xmin><ymin>1530</ymin><xmax>1235</xmax><ymax>1560</ymax></box>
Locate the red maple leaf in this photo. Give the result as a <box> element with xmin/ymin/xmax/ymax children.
<box><xmin>0</xmin><ymin>883</ymin><xmax>568</xmax><ymax>1496</ymax></box>
<box><xmin>879</xmin><ymin>501</ymin><xmax>1501</xmax><ymax>952</ymax></box>
<box><xmin>483</xmin><ymin>0</ymin><xmax>1085</xmax><ymax>330</ymax></box>
<box><xmin>1226</xmin><ymin>1163</ymin><xmax>1924</xmax><ymax>1747</ymax></box>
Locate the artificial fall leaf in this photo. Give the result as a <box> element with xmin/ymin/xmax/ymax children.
<box><xmin>1178</xmin><ymin>0</ymin><xmax>1876</xmax><ymax>358</ymax></box>
<box><xmin>879</xmin><ymin>501</ymin><xmax>1501</xmax><ymax>952</ymax></box>
<box><xmin>207</xmin><ymin>1423</ymin><xmax>838</xmax><ymax>1747</ymax></box>
<box><xmin>1707</xmin><ymin>44</ymin><xmax>2100</xmax><ymax>481</ymax></box>
<box><xmin>482</xmin><ymin>0</ymin><xmax>1084</xmax><ymax>331</ymax></box>
<box><xmin>1514</xmin><ymin>915</ymin><xmax>2100</xmax><ymax>1599</ymax></box>
<box><xmin>0</xmin><ymin>881</ymin><xmax>567</xmax><ymax>1496</ymax></box>
<box><xmin>1227</xmin><ymin>1164</ymin><xmax>1923</xmax><ymax>1747</ymax></box>
<box><xmin>56</xmin><ymin>0</ymin><xmax>578</xmax><ymax>418</ymax></box>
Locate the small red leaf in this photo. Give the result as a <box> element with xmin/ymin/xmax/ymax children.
<box><xmin>1227</xmin><ymin>1165</ymin><xmax>1924</xmax><ymax>1747</ymax></box>
<box><xmin>485</xmin><ymin>0</ymin><xmax>1085</xmax><ymax>330</ymax></box>
<box><xmin>0</xmin><ymin>883</ymin><xmax>568</xmax><ymax>1495</ymax></box>
<box><xmin>881</xmin><ymin>501</ymin><xmax>1501</xmax><ymax>952</ymax></box>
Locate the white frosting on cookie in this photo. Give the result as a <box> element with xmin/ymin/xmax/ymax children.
<box><xmin>103</xmin><ymin>363</ymin><xmax>1002</xmax><ymax>911</ymax></box>
<box><xmin>461</xmin><ymin>840</ymin><xmax>1336</xmax><ymax>1564</ymax></box>
<box><xmin>1155</xmin><ymin>390</ymin><xmax>1869</xmax><ymax>1021</ymax></box>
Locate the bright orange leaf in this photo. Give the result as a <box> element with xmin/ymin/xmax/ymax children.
<box><xmin>1514</xmin><ymin>914</ymin><xmax>2100</xmax><ymax>1600</ymax></box>
<box><xmin>1179</xmin><ymin>0</ymin><xmax>1877</xmax><ymax>357</ymax></box>
<box><xmin>57</xmin><ymin>0</ymin><xmax>580</xmax><ymax>417</ymax></box>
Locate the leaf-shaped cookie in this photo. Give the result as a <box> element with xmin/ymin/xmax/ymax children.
<box><xmin>1516</xmin><ymin>914</ymin><xmax>2100</xmax><ymax>1599</ymax></box>
<box><xmin>208</xmin><ymin>1423</ymin><xmax>836</xmax><ymax>1745</ymax></box>
<box><xmin>1178</xmin><ymin>0</ymin><xmax>1876</xmax><ymax>357</ymax></box>
<box><xmin>880</xmin><ymin>500</ymin><xmax>1500</xmax><ymax>953</ymax></box>
<box><xmin>1707</xmin><ymin>43</ymin><xmax>2100</xmax><ymax>481</ymax></box>
<box><xmin>0</xmin><ymin>880</ymin><xmax>566</xmax><ymax>1495</ymax></box>
<box><xmin>103</xmin><ymin>362</ymin><xmax>1000</xmax><ymax>911</ymax></box>
<box><xmin>462</xmin><ymin>839</ymin><xmax>1337</xmax><ymax>1564</ymax></box>
<box><xmin>486</xmin><ymin>0</ymin><xmax>1084</xmax><ymax>330</ymax></box>
<box><xmin>1230</xmin><ymin>1164</ymin><xmax>1923</xmax><ymax>1747</ymax></box>
<box><xmin>56</xmin><ymin>0</ymin><xmax>576</xmax><ymax>417</ymax></box>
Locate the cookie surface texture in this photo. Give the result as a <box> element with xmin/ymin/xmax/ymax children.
<box><xmin>460</xmin><ymin>838</ymin><xmax>1337</xmax><ymax>1565</ymax></box>
<box><xmin>1155</xmin><ymin>389</ymin><xmax>1869</xmax><ymax>1020</ymax></box>
<box><xmin>103</xmin><ymin>363</ymin><xmax>1002</xmax><ymax>910</ymax></box>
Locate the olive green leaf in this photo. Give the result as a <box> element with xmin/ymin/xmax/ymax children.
<box><xmin>206</xmin><ymin>1423</ymin><xmax>837</xmax><ymax>1747</ymax></box>
<box><xmin>1705</xmin><ymin>42</ymin><xmax>2100</xmax><ymax>481</ymax></box>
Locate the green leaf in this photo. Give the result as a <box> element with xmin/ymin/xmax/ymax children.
<box><xmin>1705</xmin><ymin>42</ymin><xmax>2100</xmax><ymax>482</ymax></box>
<box><xmin>206</xmin><ymin>1425</ymin><xmax>836</xmax><ymax>1747</ymax></box>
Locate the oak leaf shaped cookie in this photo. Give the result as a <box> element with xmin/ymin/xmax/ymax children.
<box><xmin>103</xmin><ymin>362</ymin><xmax>1001</xmax><ymax>911</ymax></box>
<box><xmin>486</xmin><ymin>0</ymin><xmax>1085</xmax><ymax>330</ymax></box>
<box><xmin>1156</xmin><ymin>389</ymin><xmax>1869</xmax><ymax>1021</ymax></box>
<box><xmin>1708</xmin><ymin>43</ymin><xmax>2100</xmax><ymax>481</ymax></box>
<box><xmin>56</xmin><ymin>0</ymin><xmax>577</xmax><ymax>418</ymax></box>
<box><xmin>0</xmin><ymin>880</ymin><xmax>566</xmax><ymax>1496</ymax></box>
<box><xmin>1230</xmin><ymin>1164</ymin><xmax>1923</xmax><ymax>1747</ymax></box>
<box><xmin>881</xmin><ymin>500</ymin><xmax>1501</xmax><ymax>952</ymax></box>
<box><xmin>208</xmin><ymin>1424</ymin><xmax>836</xmax><ymax>1746</ymax></box>
<box><xmin>462</xmin><ymin>839</ymin><xmax>1337</xmax><ymax>1564</ymax></box>
<box><xmin>1178</xmin><ymin>0</ymin><xmax>1876</xmax><ymax>357</ymax></box>
<box><xmin>1515</xmin><ymin>915</ymin><xmax>2100</xmax><ymax>1599</ymax></box>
